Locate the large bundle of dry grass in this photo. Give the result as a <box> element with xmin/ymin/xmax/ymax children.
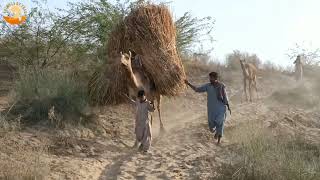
<box><xmin>88</xmin><ymin>4</ymin><xmax>185</xmax><ymax>105</ymax></box>
<box><xmin>88</xmin><ymin>60</ymin><xmax>129</xmax><ymax>105</ymax></box>
<box><xmin>108</xmin><ymin>5</ymin><xmax>186</xmax><ymax>93</ymax></box>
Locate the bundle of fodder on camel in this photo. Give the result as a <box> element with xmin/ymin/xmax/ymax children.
<box><xmin>88</xmin><ymin>59</ymin><xmax>130</xmax><ymax>105</ymax></box>
<box><xmin>88</xmin><ymin>4</ymin><xmax>186</xmax><ymax>105</ymax></box>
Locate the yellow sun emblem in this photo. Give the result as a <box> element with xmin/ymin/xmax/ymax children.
<box><xmin>3</xmin><ymin>2</ymin><xmax>27</xmax><ymax>25</ymax></box>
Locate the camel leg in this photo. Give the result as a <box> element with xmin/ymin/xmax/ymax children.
<box><xmin>150</xmin><ymin>113</ymin><xmax>153</xmax><ymax>126</ymax></box>
<box><xmin>149</xmin><ymin>98</ymin><xmax>155</xmax><ymax>126</ymax></box>
<box><xmin>156</xmin><ymin>94</ymin><xmax>165</xmax><ymax>133</ymax></box>
<box><xmin>253</xmin><ymin>79</ymin><xmax>259</xmax><ymax>100</ymax></box>
<box><xmin>243</xmin><ymin>79</ymin><xmax>248</xmax><ymax>101</ymax></box>
<box><xmin>249</xmin><ymin>80</ymin><xmax>253</xmax><ymax>102</ymax></box>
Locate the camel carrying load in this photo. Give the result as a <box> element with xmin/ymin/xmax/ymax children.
<box><xmin>88</xmin><ymin>4</ymin><xmax>186</xmax><ymax>105</ymax></box>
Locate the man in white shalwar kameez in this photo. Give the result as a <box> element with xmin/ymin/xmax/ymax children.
<box><xmin>127</xmin><ymin>90</ymin><xmax>155</xmax><ymax>152</ymax></box>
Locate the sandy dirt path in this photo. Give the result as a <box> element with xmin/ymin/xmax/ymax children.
<box><xmin>97</xmin><ymin>93</ymin><xmax>272</xmax><ymax>180</ymax></box>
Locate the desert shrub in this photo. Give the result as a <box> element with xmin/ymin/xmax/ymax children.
<box><xmin>262</xmin><ymin>60</ymin><xmax>281</xmax><ymax>72</ymax></box>
<box><xmin>183</xmin><ymin>58</ymin><xmax>221</xmax><ymax>77</ymax></box>
<box><xmin>175</xmin><ymin>12</ymin><xmax>215</xmax><ymax>54</ymax></box>
<box><xmin>0</xmin><ymin>113</ymin><xmax>21</xmax><ymax>132</ymax></box>
<box><xmin>217</xmin><ymin>123</ymin><xmax>320</xmax><ymax>180</ymax></box>
<box><xmin>226</xmin><ymin>50</ymin><xmax>261</xmax><ymax>71</ymax></box>
<box><xmin>10</xmin><ymin>68</ymin><xmax>87</xmax><ymax>125</ymax></box>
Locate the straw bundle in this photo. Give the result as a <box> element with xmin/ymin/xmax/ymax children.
<box><xmin>107</xmin><ymin>4</ymin><xmax>186</xmax><ymax>95</ymax></box>
<box><xmin>88</xmin><ymin>60</ymin><xmax>129</xmax><ymax>105</ymax></box>
<box><xmin>88</xmin><ymin>4</ymin><xmax>186</xmax><ymax>105</ymax></box>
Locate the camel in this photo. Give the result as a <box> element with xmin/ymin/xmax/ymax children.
<box><xmin>293</xmin><ymin>55</ymin><xmax>303</xmax><ymax>81</ymax></box>
<box><xmin>120</xmin><ymin>51</ymin><xmax>165</xmax><ymax>132</ymax></box>
<box><xmin>239</xmin><ymin>58</ymin><xmax>258</xmax><ymax>102</ymax></box>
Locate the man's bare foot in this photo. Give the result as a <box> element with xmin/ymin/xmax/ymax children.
<box><xmin>217</xmin><ymin>135</ymin><xmax>222</xmax><ymax>144</ymax></box>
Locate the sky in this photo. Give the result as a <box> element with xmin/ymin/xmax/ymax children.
<box><xmin>1</xmin><ymin>0</ymin><xmax>320</xmax><ymax>67</ymax></box>
<box><xmin>170</xmin><ymin>0</ymin><xmax>320</xmax><ymax>66</ymax></box>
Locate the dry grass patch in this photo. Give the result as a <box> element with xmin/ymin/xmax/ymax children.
<box><xmin>271</xmin><ymin>81</ymin><xmax>320</xmax><ymax>108</ymax></box>
<box><xmin>9</xmin><ymin>68</ymin><xmax>88</xmax><ymax>126</ymax></box>
<box><xmin>0</xmin><ymin>131</ymin><xmax>49</xmax><ymax>179</ymax></box>
<box><xmin>217</xmin><ymin>122</ymin><xmax>320</xmax><ymax>180</ymax></box>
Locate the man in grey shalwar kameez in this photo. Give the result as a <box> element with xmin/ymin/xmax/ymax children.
<box><xmin>185</xmin><ymin>72</ymin><xmax>231</xmax><ymax>144</ymax></box>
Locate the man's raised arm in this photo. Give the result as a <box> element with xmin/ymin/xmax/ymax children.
<box><xmin>123</xmin><ymin>94</ymin><xmax>136</xmax><ymax>105</ymax></box>
<box><xmin>185</xmin><ymin>80</ymin><xmax>207</xmax><ymax>93</ymax></box>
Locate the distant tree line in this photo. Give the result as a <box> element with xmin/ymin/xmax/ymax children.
<box><xmin>0</xmin><ymin>0</ymin><xmax>215</xmax><ymax>69</ymax></box>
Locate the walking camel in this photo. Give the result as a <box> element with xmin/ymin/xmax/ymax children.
<box><xmin>294</xmin><ymin>55</ymin><xmax>303</xmax><ymax>81</ymax></box>
<box><xmin>239</xmin><ymin>58</ymin><xmax>258</xmax><ymax>102</ymax></box>
<box><xmin>120</xmin><ymin>51</ymin><xmax>165</xmax><ymax>132</ymax></box>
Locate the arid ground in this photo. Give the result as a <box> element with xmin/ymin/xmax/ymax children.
<box><xmin>1</xmin><ymin>62</ymin><xmax>319</xmax><ymax>180</ymax></box>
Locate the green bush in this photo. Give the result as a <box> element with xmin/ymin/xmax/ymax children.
<box><xmin>11</xmin><ymin>68</ymin><xmax>87</xmax><ymax>124</ymax></box>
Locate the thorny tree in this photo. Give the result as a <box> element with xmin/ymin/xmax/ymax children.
<box><xmin>287</xmin><ymin>43</ymin><xmax>320</xmax><ymax>66</ymax></box>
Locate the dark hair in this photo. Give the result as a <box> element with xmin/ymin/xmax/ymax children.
<box><xmin>209</xmin><ymin>72</ymin><xmax>219</xmax><ymax>80</ymax></box>
<box><xmin>137</xmin><ymin>90</ymin><xmax>145</xmax><ymax>97</ymax></box>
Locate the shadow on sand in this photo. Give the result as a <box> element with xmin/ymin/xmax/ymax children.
<box><xmin>99</xmin><ymin>148</ymin><xmax>137</xmax><ymax>180</ymax></box>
